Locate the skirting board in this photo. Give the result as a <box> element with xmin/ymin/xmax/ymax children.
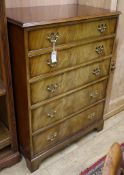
<box><xmin>104</xmin><ymin>104</ymin><xmax>124</xmax><ymax>120</ymax></box>
<box><xmin>104</xmin><ymin>95</ymin><xmax>124</xmax><ymax>120</ymax></box>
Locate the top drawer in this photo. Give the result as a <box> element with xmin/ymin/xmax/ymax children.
<box><xmin>28</xmin><ymin>17</ymin><xmax>117</xmax><ymax>51</ymax></box>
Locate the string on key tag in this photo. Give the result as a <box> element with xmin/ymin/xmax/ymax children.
<box><xmin>51</xmin><ymin>42</ymin><xmax>57</xmax><ymax>63</ymax></box>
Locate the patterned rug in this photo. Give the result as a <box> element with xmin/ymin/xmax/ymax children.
<box><xmin>80</xmin><ymin>143</ymin><xmax>124</xmax><ymax>175</ymax></box>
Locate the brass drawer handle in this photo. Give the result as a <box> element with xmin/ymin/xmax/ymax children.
<box><xmin>47</xmin><ymin>132</ymin><xmax>57</xmax><ymax>142</ymax></box>
<box><xmin>88</xmin><ymin>112</ymin><xmax>96</xmax><ymax>120</ymax></box>
<box><xmin>47</xmin><ymin>84</ymin><xmax>59</xmax><ymax>93</ymax></box>
<box><xmin>90</xmin><ymin>90</ymin><xmax>99</xmax><ymax>99</ymax></box>
<box><xmin>97</xmin><ymin>24</ymin><xmax>107</xmax><ymax>33</ymax></box>
<box><xmin>47</xmin><ymin>60</ymin><xmax>57</xmax><ymax>68</ymax></box>
<box><xmin>47</xmin><ymin>32</ymin><xmax>59</xmax><ymax>44</ymax></box>
<box><xmin>92</xmin><ymin>67</ymin><xmax>101</xmax><ymax>76</ymax></box>
<box><xmin>96</xmin><ymin>45</ymin><xmax>104</xmax><ymax>55</ymax></box>
<box><xmin>47</xmin><ymin>110</ymin><xmax>57</xmax><ymax>118</ymax></box>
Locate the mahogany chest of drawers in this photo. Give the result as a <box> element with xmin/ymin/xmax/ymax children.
<box><xmin>7</xmin><ymin>5</ymin><xmax>120</xmax><ymax>172</ymax></box>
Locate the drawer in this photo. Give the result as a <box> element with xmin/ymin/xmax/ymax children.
<box><xmin>32</xmin><ymin>99</ymin><xmax>64</xmax><ymax>132</ymax></box>
<box><xmin>30</xmin><ymin>59</ymin><xmax>110</xmax><ymax>104</ymax></box>
<box><xmin>28</xmin><ymin>17</ymin><xmax>117</xmax><ymax>51</ymax></box>
<box><xmin>33</xmin><ymin>124</ymin><xmax>61</xmax><ymax>155</ymax></box>
<box><xmin>60</xmin><ymin>102</ymin><xmax>104</xmax><ymax>139</ymax></box>
<box><xmin>32</xmin><ymin>80</ymin><xmax>107</xmax><ymax>132</ymax></box>
<box><xmin>32</xmin><ymin>102</ymin><xmax>104</xmax><ymax>155</ymax></box>
<box><xmin>29</xmin><ymin>38</ymin><xmax>114</xmax><ymax>77</ymax></box>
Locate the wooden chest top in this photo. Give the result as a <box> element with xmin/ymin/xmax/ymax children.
<box><xmin>6</xmin><ymin>4</ymin><xmax>120</xmax><ymax>28</ymax></box>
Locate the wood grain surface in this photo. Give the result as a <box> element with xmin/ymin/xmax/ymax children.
<box><xmin>6</xmin><ymin>5</ymin><xmax>119</xmax><ymax>27</ymax></box>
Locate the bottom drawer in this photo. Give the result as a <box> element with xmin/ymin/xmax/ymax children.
<box><xmin>32</xmin><ymin>102</ymin><xmax>104</xmax><ymax>155</ymax></box>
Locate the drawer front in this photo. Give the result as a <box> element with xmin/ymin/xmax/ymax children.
<box><xmin>32</xmin><ymin>99</ymin><xmax>64</xmax><ymax>132</ymax></box>
<box><xmin>30</xmin><ymin>59</ymin><xmax>110</xmax><ymax>104</ymax></box>
<box><xmin>33</xmin><ymin>124</ymin><xmax>61</xmax><ymax>155</ymax></box>
<box><xmin>32</xmin><ymin>102</ymin><xmax>104</xmax><ymax>155</ymax></box>
<box><xmin>32</xmin><ymin>80</ymin><xmax>107</xmax><ymax>132</ymax></box>
<box><xmin>28</xmin><ymin>18</ymin><xmax>117</xmax><ymax>51</ymax></box>
<box><xmin>29</xmin><ymin>39</ymin><xmax>114</xmax><ymax>77</ymax></box>
<box><xmin>60</xmin><ymin>102</ymin><xmax>104</xmax><ymax>139</ymax></box>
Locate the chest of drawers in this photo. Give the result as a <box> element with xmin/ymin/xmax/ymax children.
<box><xmin>7</xmin><ymin>5</ymin><xmax>120</xmax><ymax>172</ymax></box>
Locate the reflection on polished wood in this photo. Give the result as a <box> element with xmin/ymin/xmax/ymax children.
<box><xmin>0</xmin><ymin>121</ymin><xmax>10</xmax><ymax>150</ymax></box>
<box><xmin>6</xmin><ymin>4</ymin><xmax>120</xmax><ymax>27</ymax></box>
<box><xmin>0</xmin><ymin>81</ymin><xmax>6</xmax><ymax>96</ymax></box>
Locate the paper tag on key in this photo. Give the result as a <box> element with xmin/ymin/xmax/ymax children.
<box><xmin>51</xmin><ymin>51</ymin><xmax>57</xmax><ymax>63</ymax></box>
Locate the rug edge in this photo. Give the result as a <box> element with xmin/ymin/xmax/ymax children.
<box><xmin>80</xmin><ymin>143</ymin><xmax>124</xmax><ymax>175</ymax></box>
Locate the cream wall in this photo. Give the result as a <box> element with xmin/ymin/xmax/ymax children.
<box><xmin>78</xmin><ymin>0</ymin><xmax>118</xmax><ymax>10</ymax></box>
<box><xmin>5</xmin><ymin>0</ymin><xmax>77</xmax><ymax>8</ymax></box>
<box><xmin>105</xmin><ymin>0</ymin><xmax>124</xmax><ymax>118</ymax></box>
<box><xmin>78</xmin><ymin>0</ymin><xmax>111</xmax><ymax>9</ymax></box>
